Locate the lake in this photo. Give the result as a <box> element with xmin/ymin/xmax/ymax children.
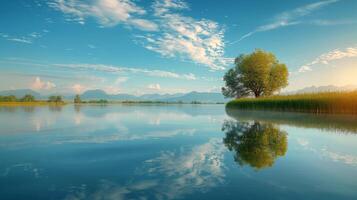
<box><xmin>1</xmin><ymin>105</ymin><xmax>357</xmax><ymax>200</ymax></box>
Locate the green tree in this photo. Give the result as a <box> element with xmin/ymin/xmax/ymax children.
<box><xmin>48</xmin><ymin>95</ymin><xmax>63</xmax><ymax>103</ymax></box>
<box><xmin>222</xmin><ymin>120</ymin><xmax>287</xmax><ymax>170</ymax></box>
<box><xmin>0</xmin><ymin>95</ymin><xmax>17</xmax><ymax>102</ymax></box>
<box><xmin>21</xmin><ymin>94</ymin><xmax>35</xmax><ymax>102</ymax></box>
<box><xmin>222</xmin><ymin>49</ymin><xmax>288</xmax><ymax>98</ymax></box>
<box><xmin>74</xmin><ymin>94</ymin><xmax>82</xmax><ymax>103</ymax></box>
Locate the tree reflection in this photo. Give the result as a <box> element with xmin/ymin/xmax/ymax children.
<box><xmin>222</xmin><ymin>120</ymin><xmax>287</xmax><ymax>170</ymax></box>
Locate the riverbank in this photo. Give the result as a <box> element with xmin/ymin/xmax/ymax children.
<box><xmin>226</xmin><ymin>91</ymin><xmax>357</xmax><ymax>115</ymax></box>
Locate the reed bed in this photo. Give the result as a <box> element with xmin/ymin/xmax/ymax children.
<box><xmin>226</xmin><ymin>91</ymin><xmax>357</xmax><ymax>115</ymax></box>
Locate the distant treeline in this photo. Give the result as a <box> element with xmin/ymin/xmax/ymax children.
<box><xmin>0</xmin><ymin>94</ymin><xmax>64</xmax><ymax>103</ymax></box>
<box><xmin>0</xmin><ymin>94</ymin><xmax>225</xmax><ymax>105</ymax></box>
<box><xmin>227</xmin><ymin>91</ymin><xmax>357</xmax><ymax>115</ymax></box>
<box><xmin>73</xmin><ymin>94</ymin><xmax>224</xmax><ymax>104</ymax></box>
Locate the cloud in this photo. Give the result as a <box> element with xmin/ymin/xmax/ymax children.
<box><xmin>31</xmin><ymin>77</ymin><xmax>56</xmax><ymax>90</ymax></box>
<box><xmin>298</xmin><ymin>46</ymin><xmax>357</xmax><ymax>73</ymax></box>
<box><xmin>49</xmin><ymin>0</ymin><xmax>158</xmax><ymax>30</ymax></box>
<box><xmin>147</xmin><ymin>83</ymin><xmax>161</xmax><ymax>90</ymax></box>
<box><xmin>0</xmin><ymin>30</ymin><xmax>47</xmax><ymax>44</ymax></box>
<box><xmin>53</xmin><ymin>63</ymin><xmax>197</xmax><ymax>80</ymax></box>
<box><xmin>141</xmin><ymin>0</ymin><xmax>227</xmax><ymax>70</ymax></box>
<box><xmin>72</xmin><ymin>83</ymin><xmax>85</xmax><ymax>93</ymax></box>
<box><xmin>6</xmin><ymin>38</ymin><xmax>33</xmax><ymax>44</ymax></box>
<box><xmin>233</xmin><ymin>0</ymin><xmax>339</xmax><ymax>43</ymax></box>
<box><xmin>298</xmin><ymin>65</ymin><xmax>312</xmax><ymax>73</ymax></box>
<box><xmin>114</xmin><ymin>76</ymin><xmax>128</xmax><ymax>84</ymax></box>
<box><xmin>49</xmin><ymin>0</ymin><xmax>229</xmax><ymax>70</ymax></box>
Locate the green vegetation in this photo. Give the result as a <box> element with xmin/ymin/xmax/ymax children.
<box><xmin>226</xmin><ymin>91</ymin><xmax>357</xmax><ymax>115</ymax></box>
<box><xmin>48</xmin><ymin>95</ymin><xmax>64</xmax><ymax>103</ymax></box>
<box><xmin>0</xmin><ymin>94</ymin><xmax>36</xmax><ymax>102</ymax></box>
<box><xmin>222</xmin><ymin>49</ymin><xmax>288</xmax><ymax>98</ymax></box>
<box><xmin>87</xmin><ymin>99</ymin><xmax>108</xmax><ymax>104</ymax></box>
<box><xmin>74</xmin><ymin>94</ymin><xmax>82</xmax><ymax>103</ymax></box>
<box><xmin>0</xmin><ymin>94</ymin><xmax>65</xmax><ymax>106</ymax></box>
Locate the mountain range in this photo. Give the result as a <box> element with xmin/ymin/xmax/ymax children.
<box><xmin>0</xmin><ymin>89</ymin><xmax>228</xmax><ymax>103</ymax></box>
<box><xmin>2</xmin><ymin>85</ymin><xmax>356</xmax><ymax>103</ymax></box>
<box><xmin>283</xmin><ymin>85</ymin><xmax>357</xmax><ymax>94</ymax></box>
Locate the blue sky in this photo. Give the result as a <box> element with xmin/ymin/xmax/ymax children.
<box><xmin>1</xmin><ymin>0</ymin><xmax>357</xmax><ymax>95</ymax></box>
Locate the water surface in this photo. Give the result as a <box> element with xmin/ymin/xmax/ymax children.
<box><xmin>1</xmin><ymin>105</ymin><xmax>357</xmax><ymax>200</ymax></box>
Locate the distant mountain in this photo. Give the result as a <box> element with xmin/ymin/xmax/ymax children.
<box><xmin>285</xmin><ymin>85</ymin><xmax>357</xmax><ymax>94</ymax></box>
<box><xmin>0</xmin><ymin>89</ymin><xmax>41</xmax><ymax>99</ymax></box>
<box><xmin>0</xmin><ymin>89</ymin><xmax>228</xmax><ymax>103</ymax></box>
<box><xmin>164</xmin><ymin>91</ymin><xmax>227</xmax><ymax>103</ymax></box>
<box><xmin>80</xmin><ymin>90</ymin><xmax>227</xmax><ymax>102</ymax></box>
<box><xmin>140</xmin><ymin>93</ymin><xmax>185</xmax><ymax>100</ymax></box>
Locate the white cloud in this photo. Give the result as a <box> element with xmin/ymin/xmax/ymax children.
<box><xmin>130</xmin><ymin>19</ymin><xmax>159</xmax><ymax>31</ymax></box>
<box><xmin>49</xmin><ymin>0</ymin><xmax>158</xmax><ymax>30</ymax></box>
<box><xmin>103</xmin><ymin>86</ymin><xmax>120</xmax><ymax>94</ymax></box>
<box><xmin>1</xmin><ymin>31</ymin><xmax>47</xmax><ymax>44</ymax></box>
<box><xmin>298</xmin><ymin>46</ymin><xmax>357</xmax><ymax>73</ymax></box>
<box><xmin>141</xmin><ymin>0</ymin><xmax>227</xmax><ymax>70</ymax></box>
<box><xmin>114</xmin><ymin>76</ymin><xmax>128</xmax><ymax>84</ymax></box>
<box><xmin>233</xmin><ymin>0</ymin><xmax>339</xmax><ymax>43</ymax></box>
<box><xmin>53</xmin><ymin>63</ymin><xmax>197</xmax><ymax>80</ymax></box>
<box><xmin>72</xmin><ymin>83</ymin><xmax>85</xmax><ymax>93</ymax></box>
<box><xmin>49</xmin><ymin>0</ymin><xmax>229</xmax><ymax>70</ymax></box>
<box><xmin>298</xmin><ymin>65</ymin><xmax>312</xmax><ymax>73</ymax></box>
<box><xmin>147</xmin><ymin>83</ymin><xmax>161</xmax><ymax>90</ymax></box>
<box><xmin>31</xmin><ymin>77</ymin><xmax>56</xmax><ymax>90</ymax></box>
<box><xmin>6</xmin><ymin>38</ymin><xmax>33</xmax><ymax>44</ymax></box>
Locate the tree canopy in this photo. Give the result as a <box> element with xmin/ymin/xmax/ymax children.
<box><xmin>222</xmin><ymin>49</ymin><xmax>288</xmax><ymax>98</ymax></box>
<box><xmin>74</xmin><ymin>94</ymin><xmax>82</xmax><ymax>103</ymax></box>
<box><xmin>48</xmin><ymin>95</ymin><xmax>63</xmax><ymax>103</ymax></box>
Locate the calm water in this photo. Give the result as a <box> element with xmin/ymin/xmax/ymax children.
<box><xmin>1</xmin><ymin>105</ymin><xmax>357</xmax><ymax>200</ymax></box>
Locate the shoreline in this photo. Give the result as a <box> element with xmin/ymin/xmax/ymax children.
<box><xmin>226</xmin><ymin>91</ymin><xmax>357</xmax><ymax>115</ymax></box>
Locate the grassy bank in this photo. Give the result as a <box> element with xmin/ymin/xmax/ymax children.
<box><xmin>226</xmin><ymin>91</ymin><xmax>357</xmax><ymax>115</ymax></box>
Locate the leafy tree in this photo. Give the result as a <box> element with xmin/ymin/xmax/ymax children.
<box><xmin>222</xmin><ymin>120</ymin><xmax>287</xmax><ymax>170</ymax></box>
<box><xmin>48</xmin><ymin>95</ymin><xmax>63</xmax><ymax>103</ymax></box>
<box><xmin>222</xmin><ymin>49</ymin><xmax>288</xmax><ymax>98</ymax></box>
<box><xmin>74</xmin><ymin>94</ymin><xmax>82</xmax><ymax>103</ymax></box>
<box><xmin>21</xmin><ymin>94</ymin><xmax>35</xmax><ymax>102</ymax></box>
<box><xmin>0</xmin><ymin>95</ymin><xmax>17</xmax><ymax>102</ymax></box>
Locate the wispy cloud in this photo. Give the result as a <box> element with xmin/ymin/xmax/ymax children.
<box><xmin>298</xmin><ymin>46</ymin><xmax>357</xmax><ymax>73</ymax></box>
<box><xmin>0</xmin><ymin>31</ymin><xmax>47</xmax><ymax>44</ymax></box>
<box><xmin>147</xmin><ymin>83</ymin><xmax>161</xmax><ymax>90</ymax></box>
<box><xmin>49</xmin><ymin>0</ymin><xmax>158</xmax><ymax>31</ymax></box>
<box><xmin>53</xmin><ymin>63</ymin><xmax>197</xmax><ymax>80</ymax></box>
<box><xmin>232</xmin><ymin>0</ymin><xmax>340</xmax><ymax>43</ymax></box>
<box><xmin>50</xmin><ymin>0</ymin><xmax>229</xmax><ymax>70</ymax></box>
<box><xmin>140</xmin><ymin>0</ymin><xmax>227</xmax><ymax>70</ymax></box>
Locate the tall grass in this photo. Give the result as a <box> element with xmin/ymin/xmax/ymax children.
<box><xmin>226</xmin><ymin>91</ymin><xmax>357</xmax><ymax>115</ymax></box>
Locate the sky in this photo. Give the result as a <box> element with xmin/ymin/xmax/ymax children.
<box><xmin>0</xmin><ymin>0</ymin><xmax>357</xmax><ymax>95</ymax></box>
